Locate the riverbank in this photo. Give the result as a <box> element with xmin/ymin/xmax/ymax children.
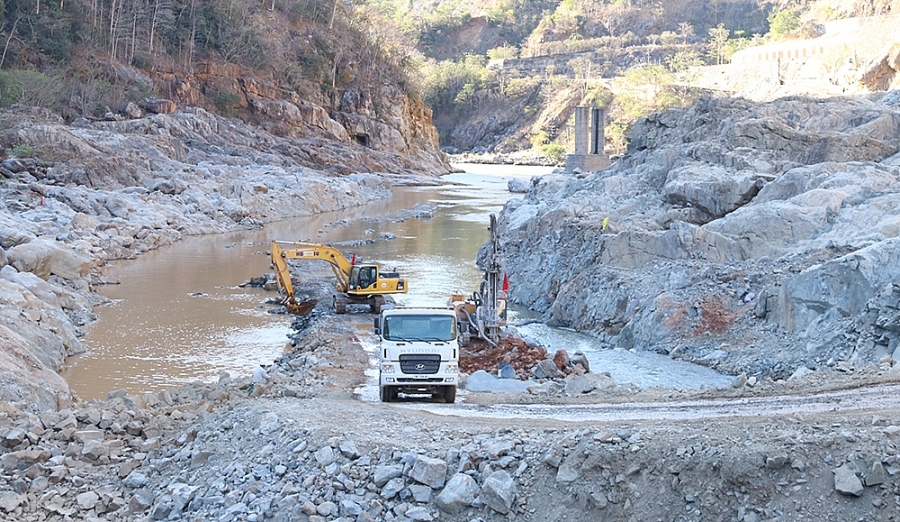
<box><xmin>444</xmin><ymin>150</ymin><xmax>559</xmax><ymax>167</ymax></box>
<box><xmin>0</xmin><ymin>105</ymin><xmax>449</xmax><ymax>410</ymax></box>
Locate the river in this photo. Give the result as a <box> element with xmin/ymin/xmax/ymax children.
<box><xmin>62</xmin><ymin>164</ymin><xmax>732</xmax><ymax>400</ymax></box>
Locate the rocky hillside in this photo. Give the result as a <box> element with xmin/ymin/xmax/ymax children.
<box><xmin>497</xmin><ymin>90</ymin><xmax>900</xmax><ymax>380</ymax></box>
<box><xmin>0</xmin><ymin>0</ymin><xmax>448</xmax><ymax>175</ymax></box>
<box><xmin>392</xmin><ymin>0</ymin><xmax>900</xmax><ymax>158</ymax></box>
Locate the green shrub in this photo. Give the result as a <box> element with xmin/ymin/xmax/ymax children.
<box><xmin>504</xmin><ymin>77</ymin><xmax>539</xmax><ymax>99</ymax></box>
<box><xmin>487</xmin><ymin>45</ymin><xmax>519</xmax><ymax>61</ymax></box>
<box><xmin>768</xmin><ymin>10</ymin><xmax>801</xmax><ymax>39</ymax></box>
<box><xmin>530</xmin><ymin>129</ymin><xmax>549</xmax><ymax>149</ymax></box>
<box><xmin>7</xmin><ymin>144</ymin><xmax>35</xmax><ymax>158</ymax></box>
<box><xmin>213</xmin><ymin>92</ymin><xmax>241</xmax><ymax>116</ymax></box>
<box><xmin>540</xmin><ymin>142</ymin><xmax>566</xmax><ymax>164</ymax></box>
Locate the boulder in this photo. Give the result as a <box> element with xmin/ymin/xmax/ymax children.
<box><xmin>833</xmin><ymin>464</ymin><xmax>864</xmax><ymax>496</ymax></box>
<box><xmin>435</xmin><ymin>473</ymin><xmax>479</xmax><ymax>515</ymax></box>
<box><xmin>0</xmin><ymin>226</ymin><xmax>34</xmax><ymax>250</ymax></box>
<box><xmin>142</xmin><ymin>98</ymin><xmax>177</xmax><ymax>114</ymax></box>
<box><xmin>564</xmin><ymin>374</ymin><xmax>596</xmax><ymax>395</ymax></box>
<box><xmin>532</xmin><ymin>359</ymin><xmax>563</xmax><ymax>379</ymax></box>
<box><xmin>409</xmin><ymin>455</ymin><xmax>447</xmax><ymax>489</ymax></box>
<box><xmin>373</xmin><ymin>464</ymin><xmax>403</xmax><ymax>487</ymax></box>
<box><xmin>570</xmin><ymin>351</ymin><xmax>591</xmax><ymax>372</ymax></box>
<box><xmin>381</xmin><ymin>477</ymin><xmax>405</xmax><ymax>499</ymax></box>
<box><xmin>314</xmin><ymin>445</ymin><xmax>334</xmax><ymax>466</ymax></box>
<box><xmin>865</xmin><ymin>461</ymin><xmax>886</xmax><ymax>487</ymax></box>
<box><xmin>0</xmin><ymin>492</ymin><xmax>25</xmax><ymax>513</ymax></box>
<box><xmin>0</xmin><ymin>323</ymin><xmax>72</xmax><ymax>411</ymax></box>
<box><xmin>465</xmin><ymin>370</ymin><xmax>536</xmax><ymax>393</ymax></box>
<box><xmin>121</xmin><ymin>102</ymin><xmax>144</xmax><ymax>119</ymax></box>
<box><xmin>6</xmin><ymin>239</ymin><xmax>91</xmax><ymax>280</ymax></box>
<box><xmin>479</xmin><ymin>470</ymin><xmax>516</xmax><ymax>515</ymax></box>
<box><xmin>508</xmin><ymin>178</ymin><xmax>529</xmax><ymax>193</ymax></box>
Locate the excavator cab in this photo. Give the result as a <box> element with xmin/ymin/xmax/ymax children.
<box><xmin>349</xmin><ymin>265</ymin><xmax>378</xmax><ymax>291</ymax></box>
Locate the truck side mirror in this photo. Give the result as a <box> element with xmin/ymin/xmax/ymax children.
<box><xmin>373</xmin><ymin>317</ymin><xmax>381</xmax><ymax>334</ymax></box>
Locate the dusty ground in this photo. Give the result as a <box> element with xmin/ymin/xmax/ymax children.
<box><xmin>284</xmin><ymin>311</ymin><xmax>900</xmax><ymax>520</ymax></box>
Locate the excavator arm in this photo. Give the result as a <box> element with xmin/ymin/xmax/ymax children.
<box><xmin>270</xmin><ymin>241</ymin><xmax>322</xmax><ymax>315</ymax></box>
<box><xmin>270</xmin><ymin>240</ymin><xmax>408</xmax><ymax>315</ymax></box>
<box><xmin>271</xmin><ymin>240</ymin><xmax>354</xmax><ymax>293</ymax></box>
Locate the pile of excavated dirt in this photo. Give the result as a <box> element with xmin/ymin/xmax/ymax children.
<box><xmin>459</xmin><ymin>336</ymin><xmax>548</xmax><ymax>379</ymax></box>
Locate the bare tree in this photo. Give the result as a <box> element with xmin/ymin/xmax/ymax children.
<box><xmin>567</xmin><ymin>55</ymin><xmax>595</xmax><ymax>97</ymax></box>
<box><xmin>678</xmin><ymin>22</ymin><xmax>694</xmax><ymax>43</ymax></box>
<box><xmin>0</xmin><ymin>17</ymin><xmax>22</xmax><ymax>70</ymax></box>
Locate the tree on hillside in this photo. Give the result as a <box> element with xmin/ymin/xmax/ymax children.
<box><xmin>767</xmin><ymin>9</ymin><xmax>800</xmax><ymax>39</ymax></box>
<box><xmin>613</xmin><ymin>65</ymin><xmax>676</xmax><ymax>119</ymax></box>
<box><xmin>707</xmin><ymin>23</ymin><xmax>729</xmax><ymax>65</ymax></box>
<box><xmin>567</xmin><ymin>54</ymin><xmax>597</xmax><ymax>97</ymax></box>
<box><xmin>665</xmin><ymin>50</ymin><xmax>702</xmax><ymax>73</ymax></box>
<box><xmin>678</xmin><ymin>21</ymin><xmax>694</xmax><ymax>43</ymax></box>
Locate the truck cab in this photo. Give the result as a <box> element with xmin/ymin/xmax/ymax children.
<box><xmin>374</xmin><ymin>308</ymin><xmax>459</xmax><ymax>403</ymax></box>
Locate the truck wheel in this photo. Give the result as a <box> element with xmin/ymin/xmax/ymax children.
<box><xmin>442</xmin><ymin>386</ymin><xmax>456</xmax><ymax>404</ymax></box>
<box><xmin>380</xmin><ymin>386</ymin><xmax>395</xmax><ymax>403</ymax></box>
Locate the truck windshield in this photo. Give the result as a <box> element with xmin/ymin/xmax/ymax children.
<box><xmin>383</xmin><ymin>315</ymin><xmax>456</xmax><ymax>342</ymax></box>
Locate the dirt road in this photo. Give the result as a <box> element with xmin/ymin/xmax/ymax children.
<box><xmin>403</xmin><ymin>382</ymin><xmax>900</xmax><ymax>423</ymax></box>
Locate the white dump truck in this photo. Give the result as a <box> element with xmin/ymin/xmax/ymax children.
<box><xmin>374</xmin><ymin>307</ymin><xmax>459</xmax><ymax>403</ymax></box>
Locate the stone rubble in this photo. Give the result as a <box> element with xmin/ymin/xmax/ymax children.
<box><xmin>1</xmin><ymin>310</ymin><xmax>899</xmax><ymax>521</ymax></box>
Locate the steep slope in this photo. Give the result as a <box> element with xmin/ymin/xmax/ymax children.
<box><xmin>390</xmin><ymin>0</ymin><xmax>900</xmax><ymax>158</ymax></box>
<box><xmin>0</xmin><ymin>0</ymin><xmax>449</xmax><ymax>175</ymax></box>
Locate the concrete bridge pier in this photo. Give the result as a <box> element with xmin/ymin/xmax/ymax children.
<box><xmin>565</xmin><ymin>106</ymin><xmax>609</xmax><ymax>173</ymax></box>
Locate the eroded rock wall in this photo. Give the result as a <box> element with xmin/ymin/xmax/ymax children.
<box><xmin>498</xmin><ymin>91</ymin><xmax>900</xmax><ymax>378</ymax></box>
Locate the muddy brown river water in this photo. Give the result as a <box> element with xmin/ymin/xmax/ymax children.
<box><xmin>63</xmin><ymin>164</ymin><xmax>732</xmax><ymax>401</ymax></box>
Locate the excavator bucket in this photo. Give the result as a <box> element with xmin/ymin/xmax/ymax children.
<box><xmin>285</xmin><ymin>300</ymin><xmax>317</xmax><ymax>316</ymax></box>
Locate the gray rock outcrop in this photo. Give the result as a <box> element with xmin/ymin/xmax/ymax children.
<box><xmin>497</xmin><ymin>92</ymin><xmax>900</xmax><ymax>378</ymax></box>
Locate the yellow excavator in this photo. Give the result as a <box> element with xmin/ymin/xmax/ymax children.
<box><xmin>270</xmin><ymin>240</ymin><xmax>408</xmax><ymax>314</ymax></box>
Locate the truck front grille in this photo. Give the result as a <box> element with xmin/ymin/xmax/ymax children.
<box><xmin>399</xmin><ymin>354</ymin><xmax>441</xmax><ymax>375</ymax></box>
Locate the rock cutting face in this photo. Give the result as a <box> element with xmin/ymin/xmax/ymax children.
<box><xmin>496</xmin><ymin>94</ymin><xmax>900</xmax><ymax>380</ymax></box>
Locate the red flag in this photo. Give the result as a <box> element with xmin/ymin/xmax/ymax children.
<box><xmin>350</xmin><ymin>254</ymin><xmax>356</xmax><ymax>265</ymax></box>
<box><xmin>502</xmin><ymin>273</ymin><xmax>509</xmax><ymax>292</ymax></box>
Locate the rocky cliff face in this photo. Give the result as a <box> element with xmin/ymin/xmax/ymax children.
<box><xmin>498</xmin><ymin>91</ymin><xmax>900</xmax><ymax>379</ymax></box>
<box><xmin>42</xmin><ymin>62</ymin><xmax>450</xmax><ymax>175</ymax></box>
